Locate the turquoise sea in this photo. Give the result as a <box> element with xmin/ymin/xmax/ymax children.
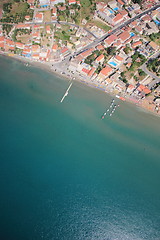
<box><xmin>0</xmin><ymin>56</ymin><xmax>160</xmax><ymax>240</ymax></box>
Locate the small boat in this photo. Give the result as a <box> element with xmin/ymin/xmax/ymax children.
<box><xmin>110</xmin><ymin>113</ymin><xmax>112</xmax><ymax>116</ymax></box>
<box><xmin>101</xmin><ymin>115</ymin><xmax>105</xmax><ymax>120</ymax></box>
<box><xmin>104</xmin><ymin>112</ymin><xmax>107</xmax><ymax>115</ymax></box>
<box><xmin>107</xmin><ymin>109</ymin><xmax>110</xmax><ymax>112</ymax></box>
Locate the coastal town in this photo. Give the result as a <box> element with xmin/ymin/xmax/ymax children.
<box><xmin>0</xmin><ymin>0</ymin><xmax>160</xmax><ymax>114</ymax></box>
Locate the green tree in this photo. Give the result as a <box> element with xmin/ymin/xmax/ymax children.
<box><xmin>138</xmin><ymin>69</ymin><xmax>146</xmax><ymax>76</ymax></box>
<box><xmin>107</xmin><ymin>47</ymin><xmax>116</xmax><ymax>55</ymax></box>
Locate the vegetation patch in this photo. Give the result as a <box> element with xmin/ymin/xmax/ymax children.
<box><xmin>147</xmin><ymin>57</ymin><xmax>160</xmax><ymax>76</ymax></box>
<box><xmin>106</xmin><ymin>47</ymin><xmax>116</xmax><ymax>56</ymax></box>
<box><xmin>93</xmin><ymin>20</ymin><xmax>111</xmax><ymax>32</ymax></box>
<box><xmin>80</xmin><ymin>0</ymin><xmax>96</xmax><ymax>23</ymax></box>
<box><xmin>123</xmin><ymin>44</ymin><xmax>132</xmax><ymax>54</ymax></box>
<box><xmin>138</xmin><ymin>69</ymin><xmax>147</xmax><ymax>77</ymax></box>
<box><xmin>2</xmin><ymin>24</ymin><xmax>12</xmax><ymax>35</ymax></box>
<box><xmin>129</xmin><ymin>52</ymin><xmax>146</xmax><ymax>71</ymax></box>
<box><xmin>54</xmin><ymin>30</ymin><xmax>70</xmax><ymax>42</ymax></box>
<box><xmin>1</xmin><ymin>0</ymin><xmax>33</xmax><ymax>25</ymax></box>
<box><xmin>149</xmin><ymin>33</ymin><xmax>160</xmax><ymax>46</ymax></box>
<box><xmin>57</xmin><ymin>3</ymin><xmax>80</xmax><ymax>24</ymax></box>
<box><xmin>12</xmin><ymin>28</ymin><xmax>31</xmax><ymax>42</ymax></box>
<box><xmin>119</xmin><ymin>71</ymin><xmax>128</xmax><ymax>83</ymax></box>
<box><xmin>84</xmin><ymin>50</ymin><xmax>101</xmax><ymax>65</ymax></box>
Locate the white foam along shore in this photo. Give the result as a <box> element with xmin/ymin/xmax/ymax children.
<box><xmin>0</xmin><ymin>51</ymin><xmax>159</xmax><ymax>117</ymax></box>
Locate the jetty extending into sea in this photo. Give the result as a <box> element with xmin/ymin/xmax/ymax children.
<box><xmin>60</xmin><ymin>82</ymin><xmax>73</xmax><ymax>103</ymax></box>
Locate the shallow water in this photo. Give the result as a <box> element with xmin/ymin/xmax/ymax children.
<box><xmin>0</xmin><ymin>56</ymin><xmax>160</xmax><ymax>240</ymax></box>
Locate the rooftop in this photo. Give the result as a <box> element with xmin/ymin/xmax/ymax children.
<box><xmin>100</xmin><ymin>65</ymin><xmax>112</xmax><ymax>76</ymax></box>
<box><xmin>118</xmin><ymin>31</ymin><xmax>130</xmax><ymax>42</ymax></box>
<box><xmin>95</xmin><ymin>54</ymin><xmax>104</xmax><ymax>62</ymax></box>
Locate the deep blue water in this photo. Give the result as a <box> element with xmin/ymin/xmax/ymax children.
<box><xmin>0</xmin><ymin>56</ymin><xmax>160</xmax><ymax>240</ymax></box>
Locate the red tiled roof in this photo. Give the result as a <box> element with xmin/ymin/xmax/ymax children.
<box><xmin>32</xmin><ymin>32</ymin><xmax>40</xmax><ymax>38</ymax></box>
<box><xmin>32</xmin><ymin>53</ymin><xmax>40</xmax><ymax>58</ymax></box>
<box><xmin>130</xmin><ymin>21</ymin><xmax>138</xmax><ymax>27</ymax></box>
<box><xmin>61</xmin><ymin>47</ymin><xmax>69</xmax><ymax>54</ymax></box>
<box><xmin>0</xmin><ymin>36</ymin><xmax>5</xmax><ymax>42</ymax></box>
<box><xmin>6</xmin><ymin>39</ymin><xmax>15</xmax><ymax>46</ymax></box>
<box><xmin>69</xmin><ymin>0</ymin><xmax>76</xmax><ymax>3</ymax></box>
<box><xmin>126</xmin><ymin>62</ymin><xmax>131</xmax><ymax>68</ymax></box>
<box><xmin>112</xmin><ymin>40</ymin><xmax>121</xmax><ymax>47</ymax></box>
<box><xmin>141</xmin><ymin>14</ymin><xmax>152</xmax><ymax>22</ymax></box>
<box><xmin>16</xmin><ymin>42</ymin><xmax>25</xmax><ymax>48</ymax></box>
<box><xmin>135</xmin><ymin>26</ymin><xmax>142</xmax><ymax>33</ymax></box>
<box><xmin>32</xmin><ymin>45</ymin><xmax>40</xmax><ymax>51</ymax></box>
<box><xmin>118</xmin><ymin>31</ymin><xmax>130</xmax><ymax>42</ymax></box>
<box><xmin>95</xmin><ymin>54</ymin><xmax>104</xmax><ymax>62</ymax></box>
<box><xmin>35</xmin><ymin>13</ymin><xmax>43</xmax><ymax>19</ymax></box>
<box><xmin>52</xmin><ymin>44</ymin><xmax>58</xmax><ymax>50</ymax></box>
<box><xmin>119</xmin><ymin>10</ymin><xmax>128</xmax><ymax>17</ymax></box>
<box><xmin>27</xmin><ymin>0</ymin><xmax>34</xmax><ymax>4</ymax></box>
<box><xmin>113</xmin><ymin>13</ymin><xmax>123</xmax><ymax>23</ymax></box>
<box><xmin>143</xmin><ymin>88</ymin><xmax>151</xmax><ymax>95</ymax></box>
<box><xmin>128</xmin><ymin>84</ymin><xmax>134</xmax><ymax>89</ymax></box>
<box><xmin>23</xmin><ymin>47</ymin><xmax>31</xmax><ymax>53</ymax></box>
<box><xmin>8</xmin><ymin>46</ymin><xmax>15</xmax><ymax>50</ymax></box>
<box><xmin>46</xmin><ymin>25</ymin><xmax>51</xmax><ymax>32</ymax></box>
<box><xmin>117</xmin><ymin>0</ymin><xmax>124</xmax><ymax>5</ymax></box>
<box><xmin>132</xmin><ymin>41</ymin><xmax>142</xmax><ymax>48</ymax></box>
<box><xmin>100</xmin><ymin>65</ymin><xmax>112</xmax><ymax>76</ymax></box>
<box><xmin>96</xmin><ymin>44</ymin><xmax>104</xmax><ymax>50</ymax></box>
<box><xmin>115</xmin><ymin>55</ymin><xmax>123</xmax><ymax>61</ymax></box>
<box><xmin>0</xmin><ymin>42</ymin><xmax>4</xmax><ymax>48</ymax></box>
<box><xmin>137</xmin><ymin>84</ymin><xmax>151</xmax><ymax>94</ymax></box>
<box><xmin>34</xmin><ymin>25</ymin><xmax>40</xmax><ymax>29</ymax></box>
<box><xmin>105</xmin><ymin>34</ymin><xmax>117</xmax><ymax>45</ymax></box>
<box><xmin>88</xmin><ymin>67</ymin><xmax>95</xmax><ymax>77</ymax></box>
<box><xmin>82</xmin><ymin>68</ymin><xmax>90</xmax><ymax>74</ymax></box>
<box><xmin>25</xmin><ymin>15</ymin><xmax>30</xmax><ymax>20</ymax></box>
<box><xmin>125</xmin><ymin>26</ymin><xmax>132</xmax><ymax>32</ymax></box>
<box><xmin>81</xmin><ymin>48</ymin><xmax>94</xmax><ymax>58</ymax></box>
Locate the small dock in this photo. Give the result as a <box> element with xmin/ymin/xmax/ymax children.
<box><xmin>60</xmin><ymin>82</ymin><xmax>73</xmax><ymax>103</ymax></box>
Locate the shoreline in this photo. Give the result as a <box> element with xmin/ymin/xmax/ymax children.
<box><xmin>0</xmin><ymin>52</ymin><xmax>159</xmax><ymax>117</ymax></box>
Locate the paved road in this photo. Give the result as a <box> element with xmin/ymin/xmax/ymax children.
<box><xmin>141</xmin><ymin>64</ymin><xmax>160</xmax><ymax>83</ymax></box>
<box><xmin>73</xmin><ymin>3</ymin><xmax>160</xmax><ymax>57</ymax></box>
<box><xmin>140</xmin><ymin>52</ymin><xmax>160</xmax><ymax>83</ymax></box>
<box><xmin>1</xmin><ymin>3</ymin><xmax>160</xmax><ymax>62</ymax></box>
<box><xmin>0</xmin><ymin>20</ymin><xmax>97</xmax><ymax>39</ymax></box>
<box><xmin>1</xmin><ymin>3</ymin><xmax>160</xmax><ymax>42</ymax></box>
<box><xmin>58</xmin><ymin>21</ymin><xmax>98</xmax><ymax>39</ymax></box>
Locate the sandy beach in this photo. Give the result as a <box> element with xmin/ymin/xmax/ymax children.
<box><xmin>0</xmin><ymin>51</ymin><xmax>159</xmax><ymax>117</ymax></box>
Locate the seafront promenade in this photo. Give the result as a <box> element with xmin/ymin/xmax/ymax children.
<box><xmin>0</xmin><ymin>0</ymin><xmax>160</xmax><ymax>116</ymax></box>
<box><xmin>1</xmin><ymin>50</ymin><xmax>158</xmax><ymax>116</ymax></box>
